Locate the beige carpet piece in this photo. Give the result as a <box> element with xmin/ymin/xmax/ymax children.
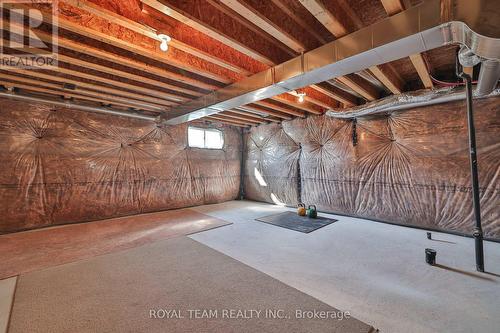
<box><xmin>0</xmin><ymin>208</ymin><xmax>231</xmax><ymax>279</ymax></box>
<box><xmin>9</xmin><ymin>237</ymin><xmax>374</xmax><ymax>333</ymax></box>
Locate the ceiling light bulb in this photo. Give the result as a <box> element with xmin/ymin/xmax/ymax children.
<box><xmin>160</xmin><ymin>40</ymin><xmax>168</xmax><ymax>52</ymax></box>
<box><xmin>157</xmin><ymin>34</ymin><xmax>171</xmax><ymax>52</ymax></box>
<box><xmin>298</xmin><ymin>92</ymin><xmax>306</xmax><ymax>103</ymax></box>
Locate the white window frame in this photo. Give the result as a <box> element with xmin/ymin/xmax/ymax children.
<box><xmin>188</xmin><ymin>126</ymin><xmax>224</xmax><ymax>149</ymax></box>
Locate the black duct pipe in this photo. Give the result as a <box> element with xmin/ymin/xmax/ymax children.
<box><xmin>456</xmin><ymin>56</ymin><xmax>485</xmax><ymax>272</ymax></box>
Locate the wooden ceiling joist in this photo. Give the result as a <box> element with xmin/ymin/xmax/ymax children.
<box><xmin>0</xmin><ymin>74</ymin><xmax>164</xmax><ymax>111</ymax></box>
<box><xmin>311</xmin><ymin>83</ymin><xmax>357</xmax><ymax>107</ymax></box>
<box><xmin>61</xmin><ymin>0</ymin><xmax>251</xmax><ymax>76</ymax></box>
<box><xmin>219</xmin><ymin>0</ymin><xmax>305</xmax><ymax>53</ymax></box>
<box><xmin>205</xmin><ymin>115</ymin><xmax>255</xmax><ymax>126</ymax></box>
<box><xmin>13</xmin><ymin>5</ymin><xmax>233</xmax><ymax>85</ymax></box>
<box><xmin>0</xmin><ymin>77</ymin><xmax>161</xmax><ymax>112</ymax></box>
<box><xmin>409</xmin><ymin>53</ymin><xmax>434</xmax><ymax>89</ymax></box>
<box><xmin>298</xmin><ymin>0</ymin><xmax>348</xmax><ymax>37</ymax></box>
<box><xmin>202</xmin><ymin>118</ymin><xmax>249</xmax><ymax>128</ymax></box>
<box><xmin>380</xmin><ymin>0</ymin><xmax>434</xmax><ymax>89</ymax></box>
<box><xmin>229</xmin><ymin>109</ymin><xmax>280</xmax><ymax>123</ymax></box>
<box><xmin>256</xmin><ymin>100</ymin><xmax>306</xmax><ymax>117</ymax></box>
<box><xmin>299</xmin><ymin>0</ymin><xmax>404</xmax><ymax>96</ymax></box>
<box><xmin>219</xmin><ymin>111</ymin><xmax>265</xmax><ymax>124</ymax></box>
<box><xmin>336</xmin><ymin>75</ymin><xmax>379</xmax><ymax>101</ymax></box>
<box><xmin>238</xmin><ymin>105</ymin><xmax>292</xmax><ymax>120</ymax></box>
<box><xmin>1</xmin><ymin>66</ymin><xmax>171</xmax><ymax>110</ymax></box>
<box><xmin>368</xmin><ymin>65</ymin><xmax>404</xmax><ymax>94</ymax></box>
<box><xmin>141</xmin><ymin>0</ymin><xmax>275</xmax><ymax>65</ymax></box>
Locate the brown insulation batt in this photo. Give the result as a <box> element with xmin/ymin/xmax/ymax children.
<box><xmin>244</xmin><ymin>97</ymin><xmax>500</xmax><ymax>239</ymax></box>
<box><xmin>0</xmin><ymin>98</ymin><xmax>241</xmax><ymax>234</ymax></box>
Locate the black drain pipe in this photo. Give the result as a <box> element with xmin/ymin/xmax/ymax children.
<box><xmin>456</xmin><ymin>57</ymin><xmax>484</xmax><ymax>272</ymax></box>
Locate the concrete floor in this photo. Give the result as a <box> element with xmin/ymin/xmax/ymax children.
<box><xmin>1</xmin><ymin>200</ymin><xmax>499</xmax><ymax>333</ymax></box>
<box><xmin>190</xmin><ymin>200</ymin><xmax>500</xmax><ymax>333</ymax></box>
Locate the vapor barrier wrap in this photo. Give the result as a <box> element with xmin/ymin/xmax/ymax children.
<box><xmin>0</xmin><ymin>99</ymin><xmax>241</xmax><ymax>233</ymax></box>
<box><xmin>244</xmin><ymin>97</ymin><xmax>500</xmax><ymax>239</ymax></box>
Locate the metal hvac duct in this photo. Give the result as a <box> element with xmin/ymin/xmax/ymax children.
<box><xmin>0</xmin><ymin>91</ymin><xmax>159</xmax><ymax>121</ymax></box>
<box><xmin>163</xmin><ymin>0</ymin><xmax>500</xmax><ymax>125</ymax></box>
<box><xmin>476</xmin><ymin>60</ymin><xmax>500</xmax><ymax>96</ymax></box>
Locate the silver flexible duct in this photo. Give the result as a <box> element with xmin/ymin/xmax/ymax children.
<box><xmin>325</xmin><ymin>87</ymin><xmax>500</xmax><ymax>119</ymax></box>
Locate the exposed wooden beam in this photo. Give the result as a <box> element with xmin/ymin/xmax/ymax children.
<box><xmin>48</xmin><ymin>32</ymin><xmax>218</xmax><ymax>91</ymax></box>
<box><xmin>269</xmin><ymin>0</ymin><xmax>327</xmax><ymax>44</ymax></box>
<box><xmin>0</xmin><ymin>76</ymin><xmax>162</xmax><ymax>112</ymax></box>
<box><xmin>256</xmin><ymin>100</ymin><xmax>306</xmax><ymax>117</ymax></box>
<box><xmin>0</xmin><ymin>66</ymin><xmax>170</xmax><ymax>110</ymax></box>
<box><xmin>145</xmin><ymin>0</ymin><xmax>349</xmax><ymax>109</ymax></box>
<box><xmin>409</xmin><ymin>53</ymin><xmax>434</xmax><ymax>89</ymax></box>
<box><xmin>11</xmin><ymin>5</ymin><xmax>232</xmax><ymax>84</ymax></box>
<box><xmin>46</xmin><ymin>66</ymin><xmax>178</xmax><ymax>106</ymax></box>
<box><xmin>62</xmin><ymin>0</ymin><xmax>251</xmax><ymax>75</ymax></box>
<box><xmin>368</xmin><ymin>65</ymin><xmax>404</xmax><ymax>94</ymax></box>
<box><xmin>220</xmin><ymin>0</ymin><xmax>305</xmax><ymax>53</ymax></box>
<box><xmin>301</xmin><ymin>0</ymin><xmax>404</xmax><ymax>96</ymax></box>
<box><xmin>4</xmin><ymin>37</ymin><xmax>196</xmax><ymax>102</ymax></box>
<box><xmin>201</xmin><ymin>117</ymin><xmax>249</xmax><ymax>128</ymax></box>
<box><xmin>229</xmin><ymin>109</ymin><xmax>280</xmax><ymax>123</ymax></box>
<box><xmin>141</xmin><ymin>0</ymin><xmax>275</xmax><ymax>65</ymax></box>
<box><xmin>238</xmin><ymin>105</ymin><xmax>291</xmax><ymax>120</ymax></box>
<box><xmin>220</xmin><ymin>111</ymin><xmax>265</xmax><ymax>124</ymax></box>
<box><xmin>271</xmin><ymin>96</ymin><xmax>323</xmax><ymax>115</ymax></box>
<box><xmin>379</xmin><ymin>0</ymin><xmax>404</xmax><ymax>16</ymax></box>
<box><xmin>206</xmin><ymin>115</ymin><xmax>255</xmax><ymax>126</ymax></box>
<box><xmin>336</xmin><ymin>75</ymin><xmax>379</xmax><ymax>101</ymax></box>
<box><xmin>311</xmin><ymin>83</ymin><xmax>357</xmax><ymax>107</ymax></box>
<box><xmin>380</xmin><ymin>0</ymin><xmax>434</xmax><ymax>89</ymax></box>
<box><xmin>298</xmin><ymin>0</ymin><xmax>348</xmax><ymax>37</ymax></box>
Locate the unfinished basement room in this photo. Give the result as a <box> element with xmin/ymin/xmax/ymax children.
<box><xmin>0</xmin><ymin>0</ymin><xmax>499</xmax><ymax>332</ymax></box>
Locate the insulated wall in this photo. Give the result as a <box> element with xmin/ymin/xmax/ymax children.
<box><xmin>0</xmin><ymin>98</ymin><xmax>241</xmax><ymax>234</ymax></box>
<box><xmin>244</xmin><ymin>97</ymin><xmax>500</xmax><ymax>239</ymax></box>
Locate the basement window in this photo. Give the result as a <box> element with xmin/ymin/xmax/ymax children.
<box><xmin>188</xmin><ymin>126</ymin><xmax>224</xmax><ymax>149</ymax></box>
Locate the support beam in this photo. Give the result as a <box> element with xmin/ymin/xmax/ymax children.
<box><xmin>336</xmin><ymin>75</ymin><xmax>379</xmax><ymax>101</ymax></box>
<box><xmin>0</xmin><ymin>66</ymin><xmax>171</xmax><ymax>110</ymax></box>
<box><xmin>223</xmin><ymin>110</ymin><xmax>269</xmax><ymax>123</ymax></box>
<box><xmin>409</xmin><ymin>53</ymin><xmax>434</xmax><ymax>89</ymax></box>
<box><xmin>380</xmin><ymin>0</ymin><xmax>404</xmax><ymax>16</ymax></box>
<box><xmin>270</xmin><ymin>96</ymin><xmax>322</xmax><ymax>115</ymax></box>
<box><xmin>62</xmin><ymin>0</ymin><xmax>251</xmax><ymax>75</ymax></box>
<box><xmin>141</xmin><ymin>0</ymin><xmax>275</xmax><ymax>65</ymax></box>
<box><xmin>229</xmin><ymin>109</ymin><xmax>280</xmax><ymax>123</ymax></box>
<box><xmin>380</xmin><ymin>0</ymin><xmax>434</xmax><ymax>89</ymax></box>
<box><xmin>206</xmin><ymin>115</ymin><xmax>255</xmax><ymax>126</ymax></box>
<box><xmin>220</xmin><ymin>111</ymin><xmax>265</xmax><ymax>124</ymax></box>
<box><xmin>203</xmin><ymin>118</ymin><xmax>249</xmax><ymax>128</ymax></box>
<box><xmin>0</xmin><ymin>90</ymin><xmax>158</xmax><ymax>121</ymax></box>
<box><xmin>7</xmin><ymin>6</ymin><xmax>232</xmax><ymax>84</ymax></box>
<box><xmin>3</xmin><ymin>37</ymin><xmax>195</xmax><ymax>101</ymax></box>
<box><xmin>220</xmin><ymin>0</ymin><xmax>305</xmax><ymax>53</ymax></box>
<box><xmin>256</xmin><ymin>100</ymin><xmax>306</xmax><ymax>117</ymax></box>
<box><xmin>0</xmin><ymin>77</ymin><xmax>162</xmax><ymax>112</ymax></box>
<box><xmin>368</xmin><ymin>65</ymin><xmax>404</xmax><ymax>94</ymax></box>
<box><xmin>298</xmin><ymin>0</ymin><xmax>347</xmax><ymax>37</ymax></box>
<box><xmin>311</xmin><ymin>83</ymin><xmax>357</xmax><ymax>107</ymax></box>
<box><xmin>300</xmin><ymin>0</ymin><xmax>404</xmax><ymax>95</ymax></box>
<box><xmin>162</xmin><ymin>0</ymin><xmax>499</xmax><ymax>124</ymax></box>
<box><xmin>0</xmin><ymin>74</ymin><xmax>164</xmax><ymax>111</ymax></box>
<box><xmin>238</xmin><ymin>105</ymin><xmax>291</xmax><ymax>120</ymax></box>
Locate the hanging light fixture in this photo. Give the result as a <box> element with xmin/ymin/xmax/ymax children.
<box><xmin>158</xmin><ymin>34</ymin><xmax>172</xmax><ymax>52</ymax></box>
